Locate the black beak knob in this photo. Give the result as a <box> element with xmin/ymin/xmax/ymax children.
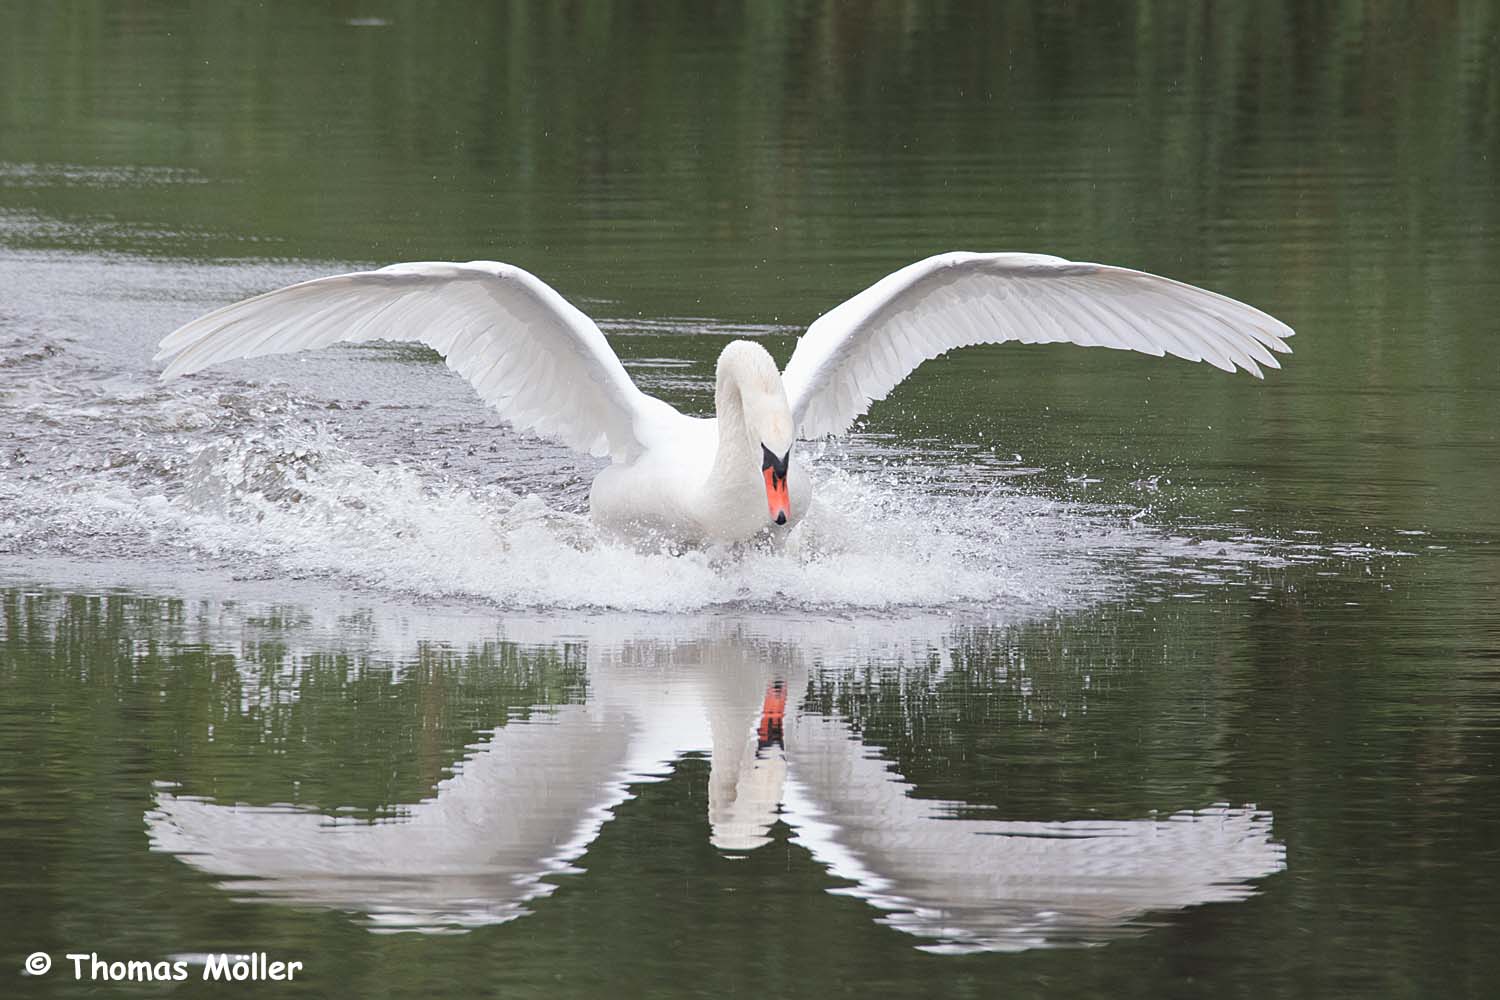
<box><xmin>775</xmin><ymin>512</ymin><xmax>787</xmax><ymax>525</ymax></box>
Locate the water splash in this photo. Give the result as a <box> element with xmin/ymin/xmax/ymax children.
<box><xmin>2</xmin><ymin>406</ymin><xmax>1404</xmax><ymax>613</ymax></box>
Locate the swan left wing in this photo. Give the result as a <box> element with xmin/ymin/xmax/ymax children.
<box><xmin>156</xmin><ymin>261</ymin><xmax>653</xmax><ymax>460</ymax></box>
<box><xmin>781</xmin><ymin>252</ymin><xmax>1295</xmax><ymax>439</ymax></box>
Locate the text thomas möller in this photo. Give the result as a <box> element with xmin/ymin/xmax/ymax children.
<box><xmin>66</xmin><ymin>952</ymin><xmax>304</xmax><ymax>982</ymax></box>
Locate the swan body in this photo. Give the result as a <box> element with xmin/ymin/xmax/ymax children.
<box><xmin>156</xmin><ymin>252</ymin><xmax>1293</xmax><ymax>544</ymax></box>
<box><xmin>585</xmin><ymin>341</ymin><xmax>808</xmax><ymax>541</ymax></box>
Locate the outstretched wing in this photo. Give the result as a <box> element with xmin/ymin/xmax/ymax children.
<box><xmin>781</xmin><ymin>252</ymin><xmax>1295</xmax><ymax>440</ymax></box>
<box><xmin>156</xmin><ymin>261</ymin><xmax>654</xmax><ymax>460</ymax></box>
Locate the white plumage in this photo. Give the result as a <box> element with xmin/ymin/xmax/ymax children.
<box><xmin>157</xmin><ymin>252</ymin><xmax>1293</xmax><ymax>543</ymax></box>
<box><xmin>782</xmin><ymin>252</ymin><xmax>1293</xmax><ymax>439</ymax></box>
<box><xmin>157</xmin><ymin>261</ymin><xmax>668</xmax><ymax>460</ymax></box>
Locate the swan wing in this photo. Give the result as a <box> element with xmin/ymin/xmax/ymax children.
<box><xmin>781</xmin><ymin>252</ymin><xmax>1295</xmax><ymax>439</ymax></box>
<box><xmin>156</xmin><ymin>261</ymin><xmax>654</xmax><ymax>460</ymax></box>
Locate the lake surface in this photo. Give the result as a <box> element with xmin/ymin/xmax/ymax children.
<box><xmin>2</xmin><ymin>3</ymin><xmax>1498</xmax><ymax>997</ymax></box>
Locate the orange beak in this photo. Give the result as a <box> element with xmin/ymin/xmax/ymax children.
<box><xmin>758</xmin><ymin>681</ymin><xmax>786</xmax><ymax>748</ymax></box>
<box><xmin>763</xmin><ymin>467</ymin><xmax>790</xmax><ymax>525</ymax></box>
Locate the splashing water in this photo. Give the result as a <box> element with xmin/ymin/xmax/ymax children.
<box><xmin>4</xmin><ymin>418</ymin><xmax>1088</xmax><ymax>611</ymax></box>
<box><xmin>2</xmin><ymin>411</ymin><xmax>1397</xmax><ymax>613</ymax></box>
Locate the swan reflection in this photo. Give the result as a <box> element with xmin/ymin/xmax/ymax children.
<box><xmin>147</xmin><ymin>618</ymin><xmax>1285</xmax><ymax>952</ymax></box>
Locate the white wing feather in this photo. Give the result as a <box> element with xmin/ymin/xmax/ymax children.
<box><xmin>782</xmin><ymin>252</ymin><xmax>1295</xmax><ymax>439</ymax></box>
<box><xmin>155</xmin><ymin>261</ymin><xmax>654</xmax><ymax>460</ymax></box>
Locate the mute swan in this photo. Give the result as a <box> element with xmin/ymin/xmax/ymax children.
<box><xmin>156</xmin><ymin>252</ymin><xmax>1293</xmax><ymax>543</ymax></box>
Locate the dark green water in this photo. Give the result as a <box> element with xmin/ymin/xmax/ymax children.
<box><xmin>2</xmin><ymin>3</ymin><xmax>1499</xmax><ymax>998</ymax></box>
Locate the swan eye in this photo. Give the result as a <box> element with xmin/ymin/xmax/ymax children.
<box><xmin>760</xmin><ymin>444</ymin><xmax>789</xmax><ymax>482</ymax></box>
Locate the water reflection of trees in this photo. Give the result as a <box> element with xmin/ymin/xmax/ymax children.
<box><xmin>0</xmin><ymin>590</ymin><xmax>586</xmax><ymax>813</ymax></box>
<box><xmin>3</xmin><ymin>3</ymin><xmax>1495</xmax><ymax>301</ymax></box>
<box><xmin>3</xmin><ymin>589</ymin><xmax>1286</xmax><ymax>953</ymax></box>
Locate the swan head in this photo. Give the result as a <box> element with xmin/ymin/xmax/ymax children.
<box><xmin>717</xmin><ymin>340</ymin><xmax>795</xmax><ymax>526</ymax></box>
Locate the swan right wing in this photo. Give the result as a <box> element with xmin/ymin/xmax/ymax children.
<box><xmin>782</xmin><ymin>252</ymin><xmax>1295</xmax><ymax>440</ymax></box>
<box><xmin>156</xmin><ymin>261</ymin><xmax>655</xmax><ymax>461</ymax></box>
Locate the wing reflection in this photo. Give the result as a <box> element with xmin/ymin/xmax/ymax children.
<box><xmin>150</xmin><ymin>703</ymin><xmax>636</xmax><ymax>932</ymax></box>
<box><xmin>146</xmin><ymin>618</ymin><xmax>1285</xmax><ymax>950</ymax></box>
<box><xmin>782</xmin><ymin>712</ymin><xmax>1283</xmax><ymax>953</ymax></box>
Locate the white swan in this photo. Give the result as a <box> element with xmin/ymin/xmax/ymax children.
<box><xmin>156</xmin><ymin>252</ymin><xmax>1293</xmax><ymax>543</ymax></box>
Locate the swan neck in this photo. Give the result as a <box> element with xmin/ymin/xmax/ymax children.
<box><xmin>713</xmin><ymin>363</ymin><xmax>754</xmax><ymax>473</ymax></box>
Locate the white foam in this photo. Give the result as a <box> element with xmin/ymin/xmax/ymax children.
<box><xmin>5</xmin><ymin>422</ymin><xmax>1123</xmax><ymax>612</ymax></box>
